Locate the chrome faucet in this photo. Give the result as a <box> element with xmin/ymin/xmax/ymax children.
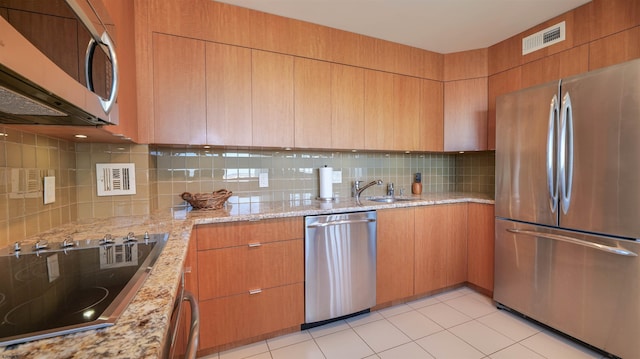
<box><xmin>355</xmin><ymin>179</ymin><xmax>383</xmax><ymax>203</ymax></box>
<box><xmin>387</xmin><ymin>182</ymin><xmax>394</xmax><ymax>196</ymax></box>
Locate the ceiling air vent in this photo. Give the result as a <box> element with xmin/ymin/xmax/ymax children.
<box><xmin>522</xmin><ymin>21</ymin><xmax>565</xmax><ymax>55</ymax></box>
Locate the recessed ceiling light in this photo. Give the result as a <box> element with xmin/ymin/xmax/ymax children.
<box><xmin>74</xmin><ymin>134</ymin><xmax>88</xmax><ymax>139</ymax></box>
<box><xmin>203</xmin><ymin>145</ymin><xmax>210</xmax><ymax>149</ymax></box>
<box><xmin>0</xmin><ymin>133</ymin><xmax>7</xmax><ymax>137</ymax></box>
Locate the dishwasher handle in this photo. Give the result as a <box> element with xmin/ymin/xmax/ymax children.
<box><xmin>306</xmin><ymin>218</ymin><xmax>376</xmax><ymax>228</ymax></box>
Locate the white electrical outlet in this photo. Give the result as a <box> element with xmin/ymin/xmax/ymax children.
<box><xmin>332</xmin><ymin>170</ymin><xmax>342</xmax><ymax>184</ymax></box>
<box><xmin>44</xmin><ymin>176</ymin><xmax>55</xmax><ymax>204</ymax></box>
<box><xmin>259</xmin><ymin>172</ymin><xmax>269</xmax><ymax>188</ymax></box>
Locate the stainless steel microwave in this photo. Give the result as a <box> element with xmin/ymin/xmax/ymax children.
<box><xmin>0</xmin><ymin>0</ymin><xmax>119</xmax><ymax>126</ymax></box>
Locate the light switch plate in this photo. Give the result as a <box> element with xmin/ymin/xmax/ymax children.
<box><xmin>259</xmin><ymin>172</ymin><xmax>269</xmax><ymax>188</ymax></box>
<box><xmin>44</xmin><ymin>176</ymin><xmax>55</xmax><ymax>204</ymax></box>
<box><xmin>332</xmin><ymin>170</ymin><xmax>342</xmax><ymax>184</ymax></box>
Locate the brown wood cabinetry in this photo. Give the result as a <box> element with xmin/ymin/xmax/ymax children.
<box><xmin>444</xmin><ymin>78</ymin><xmax>488</xmax><ymax>151</ymax></box>
<box><xmin>294</xmin><ymin>57</ymin><xmax>332</xmax><ymax>148</ymax></box>
<box><xmin>363</xmin><ymin>71</ymin><xmax>425</xmax><ymax>151</ymax></box>
<box><xmin>376</xmin><ymin>208</ymin><xmax>415</xmax><ymax>305</ymax></box>
<box><xmin>467</xmin><ymin>203</ymin><xmax>495</xmax><ymax>295</ymax></box>
<box><xmin>364</xmin><ymin>70</ymin><xmax>395</xmax><ymax>150</ymax></box>
<box><xmin>393</xmin><ymin>75</ymin><xmax>422</xmax><ymax>151</ymax></box>
<box><xmin>252</xmin><ymin>50</ymin><xmax>295</xmax><ymax>147</ymax></box>
<box><xmin>420</xmin><ymin>79</ymin><xmax>444</xmax><ymax>151</ymax></box>
<box><xmin>331</xmin><ymin>63</ymin><xmax>365</xmax><ymax>149</ymax></box>
<box><xmin>414</xmin><ymin>203</ymin><xmax>468</xmax><ymax>295</ymax></box>
<box><xmin>152</xmin><ymin>33</ymin><xmax>206</xmax><ymax>144</ymax></box>
<box><xmin>190</xmin><ymin>218</ymin><xmax>304</xmax><ymax>353</ymax></box>
<box><xmin>206</xmin><ymin>42</ymin><xmax>252</xmax><ymax>146</ymax></box>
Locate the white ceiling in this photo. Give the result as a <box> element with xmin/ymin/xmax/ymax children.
<box><xmin>215</xmin><ymin>0</ymin><xmax>591</xmax><ymax>54</ymax></box>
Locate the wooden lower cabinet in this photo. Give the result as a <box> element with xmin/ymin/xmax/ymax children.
<box><xmin>414</xmin><ymin>203</ymin><xmax>468</xmax><ymax>295</ymax></box>
<box><xmin>189</xmin><ymin>218</ymin><xmax>304</xmax><ymax>354</ymax></box>
<box><xmin>376</xmin><ymin>208</ymin><xmax>415</xmax><ymax>305</ymax></box>
<box><xmin>197</xmin><ymin>239</ymin><xmax>303</xmax><ymax>300</ymax></box>
<box><xmin>467</xmin><ymin>203</ymin><xmax>495</xmax><ymax>295</ymax></box>
<box><xmin>199</xmin><ymin>283</ymin><xmax>304</xmax><ymax>350</ymax></box>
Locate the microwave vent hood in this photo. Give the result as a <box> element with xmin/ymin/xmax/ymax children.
<box><xmin>0</xmin><ymin>1</ymin><xmax>118</xmax><ymax>126</ymax></box>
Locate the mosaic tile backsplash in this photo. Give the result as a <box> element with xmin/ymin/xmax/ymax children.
<box><xmin>0</xmin><ymin>126</ymin><xmax>494</xmax><ymax>246</ymax></box>
<box><xmin>151</xmin><ymin>147</ymin><xmax>495</xmax><ymax>210</ymax></box>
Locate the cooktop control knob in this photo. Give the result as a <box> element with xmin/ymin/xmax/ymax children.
<box><xmin>124</xmin><ymin>232</ymin><xmax>136</xmax><ymax>243</ymax></box>
<box><xmin>61</xmin><ymin>236</ymin><xmax>75</xmax><ymax>248</ymax></box>
<box><xmin>34</xmin><ymin>240</ymin><xmax>48</xmax><ymax>251</ymax></box>
<box><xmin>13</xmin><ymin>242</ymin><xmax>21</xmax><ymax>252</ymax></box>
<box><xmin>100</xmin><ymin>234</ymin><xmax>115</xmax><ymax>245</ymax></box>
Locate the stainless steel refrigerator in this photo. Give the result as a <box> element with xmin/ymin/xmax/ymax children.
<box><xmin>495</xmin><ymin>58</ymin><xmax>640</xmax><ymax>359</ymax></box>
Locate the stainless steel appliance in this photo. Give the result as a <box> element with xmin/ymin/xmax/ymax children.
<box><xmin>304</xmin><ymin>211</ymin><xmax>376</xmax><ymax>325</ymax></box>
<box><xmin>495</xmin><ymin>58</ymin><xmax>640</xmax><ymax>359</ymax></box>
<box><xmin>0</xmin><ymin>232</ymin><xmax>167</xmax><ymax>347</ymax></box>
<box><xmin>0</xmin><ymin>0</ymin><xmax>119</xmax><ymax>125</ymax></box>
<box><xmin>164</xmin><ymin>272</ymin><xmax>199</xmax><ymax>359</ymax></box>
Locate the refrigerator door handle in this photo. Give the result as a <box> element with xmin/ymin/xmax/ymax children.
<box><xmin>560</xmin><ymin>92</ymin><xmax>574</xmax><ymax>214</ymax></box>
<box><xmin>506</xmin><ymin>228</ymin><xmax>637</xmax><ymax>257</ymax></box>
<box><xmin>547</xmin><ymin>94</ymin><xmax>560</xmax><ymax>213</ymax></box>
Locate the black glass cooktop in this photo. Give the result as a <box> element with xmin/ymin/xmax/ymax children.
<box><xmin>0</xmin><ymin>233</ymin><xmax>168</xmax><ymax>347</ymax></box>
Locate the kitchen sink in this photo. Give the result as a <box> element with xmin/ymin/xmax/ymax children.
<box><xmin>365</xmin><ymin>196</ymin><xmax>421</xmax><ymax>203</ymax></box>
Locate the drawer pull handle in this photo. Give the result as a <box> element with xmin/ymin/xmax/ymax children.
<box><xmin>249</xmin><ymin>289</ymin><xmax>262</xmax><ymax>295</ymax></box>
<box><xmin>248</xmin><ymin>243</ymin><xmax>262</xmax><ymax>248</ymax></box>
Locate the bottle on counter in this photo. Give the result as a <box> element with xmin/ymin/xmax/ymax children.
<box><xmin>412</xmin><ymin>172</ymin><xmax>422</xmax><ymax>194</ymax></box>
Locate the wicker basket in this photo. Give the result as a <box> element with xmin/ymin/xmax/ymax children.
<box><xmin>181</xmin><ymin>189</ymin><xmax>232</xmax><ymax>210</ymax></box>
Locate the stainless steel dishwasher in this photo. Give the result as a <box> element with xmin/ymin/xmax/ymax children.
<box><xmin>304</xmin><ymin>211</ymin><xmax>377</xmax><ymax>326</ymax></box>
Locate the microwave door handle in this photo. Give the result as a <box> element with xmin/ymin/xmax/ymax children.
<box><xmin>547</xmin><ymin>94</ymin><xmax>559</xmax><ymax>213</ymax></box>
<box><xmin>560</xmin><ymin>92</ymin><xmax>574</xmax><ymax>214</ymax></box>
<box><xmin>84</xmin><ymin>32</ymin><xmax>119</xmax><ymax>114</ymax></box>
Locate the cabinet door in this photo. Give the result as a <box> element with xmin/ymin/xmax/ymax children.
<box><xmin>294</xmin><ymin>57</ymin><xmax>332</xmax><ymax>148</ymax></box>
<box><xmin>415</xmin><ymin>204</ymin><xmax>468</xmax><ymax>294</ymax></box>
<box><xmin>393</xmin><ymin>75</ymin><xmax>421</xmax><ymax>151</ymax></box>
<box><xmin>364</xmin><ymin>70</ymin><xmax>394</xmax><ymax>150</ymax></box>
<box><xmin>467</xmin><ymin>203</ymin><xmax>495</xmax><ymax>294</ymax></box>
<box><xmin>252</xmin><ymin>50</ymin><xmax>294</xmax><ymax>147</ymax></box>
<box><xmin>420</xmin><ymin>79</ymin><xmax>444</xmax><ymax>151</ymax></box>
<box><xmin>197</xmin><ymin>239</ymin><xmax>304</xmax><ymax>300</ymax></box>
<box><xmin>331</xmin><ymin>64</ymin><xmax>364</xmax><ymax>149</ymax></box>
<box><xmin>206</xmin><ymin>43</ymin><xmax>252</xmax><ymax>146</ymax></box>
<box><xmin>376</xmin><ymin>208</ymin><xmax>415</xmax><ymax>305</ymax></box>
<box><xmin>444</xmin><ymin>78</ymin><xmax>488</xmax><ymax>151</ymax></box>
<box><xmin>153</xmin><ymin>33</ymin><xmax>206</xmax><ymax>144</ymax></box>
<box><xmin>199</xmin><ymin>283</ymin><xmax>304</xmax><ymax>350</ymax></box>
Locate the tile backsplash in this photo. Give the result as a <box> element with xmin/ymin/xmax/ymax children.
<box><xmin>151</xmin><ymin>147</ymin><xmax>495</xmax><ymax>209</ymax></box>
<box><xmin>0</xmin><ymin>126</ymin><xmax>495</xmax><ymax>246</ymax></box>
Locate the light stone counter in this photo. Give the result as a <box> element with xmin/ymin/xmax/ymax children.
<box><xmin>1</xmin><ymin>192</ymin><xmax>493</xmax><ymax>358</ymax></box>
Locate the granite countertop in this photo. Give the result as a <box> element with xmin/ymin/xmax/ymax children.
<box><xmin>1</xmin><ymin>192</ymin><xmax>493</xmax><ymax>358</ymax></box>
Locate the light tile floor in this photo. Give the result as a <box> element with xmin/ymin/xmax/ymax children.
<box><xmin>202</xmin><ymin>286</ymin><xmax>608</xmax><ymax>359</ymax></box>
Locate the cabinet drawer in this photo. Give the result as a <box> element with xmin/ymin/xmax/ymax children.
<box><xmin>199</xmin><ymin>282</ymin><xmax>304</xmax><ymax>350</ymax></box>
<box><xmin>196</xmin><ymin>217</ymin><xmax>302</xmax><ymax>250</ymax></box>
<box><xmin>198</xmin><ymin>239</ymin><xmax>303</xmax><ymax>300</ymax></box>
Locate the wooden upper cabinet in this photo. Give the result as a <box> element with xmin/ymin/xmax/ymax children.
<box><xmin>252</xmin><ymin>50</ymin><xmax>294</xmax><ymax>148</ymax></box>
<box><xmin>364</xmin><ymin>70</ymin><xmax>394</xmax><ymax>151</ymax></box>
<box><xmin>153</xmin><ymin>33</ymin><xmax>206</xmax><ymax>144</ymax></box>
<box><xmin>488</xmin><ymin>67</ymin><xmax>521</xmax><ymax>150</ymax></box>
<box><xmin>420</xmin><ymin>79</ymin><xmax>444</xmax><ymax>152</ymax></box>
<box><xmin>444</xmin><ymin>77</ymin><xmax>488</xmax><ymax>151</ymax></box>
<box><xmin>331</xmin><ymin>63</ymin><xmax>365</xmax><ymax>149</ymax></box>
<box><xmin>206</xmin><ymin>42</ymin><xmax>252</xmax><ymax>146</ymax></box>
<box><xmin>393</xmin><ymin>75</ymin><xmax>421</xmax><ymax>151</ymax></box>
<box><xmin>294</xmin><ymin>57</ymin><xmax>332</xmax><ymax>148</ymax></box>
